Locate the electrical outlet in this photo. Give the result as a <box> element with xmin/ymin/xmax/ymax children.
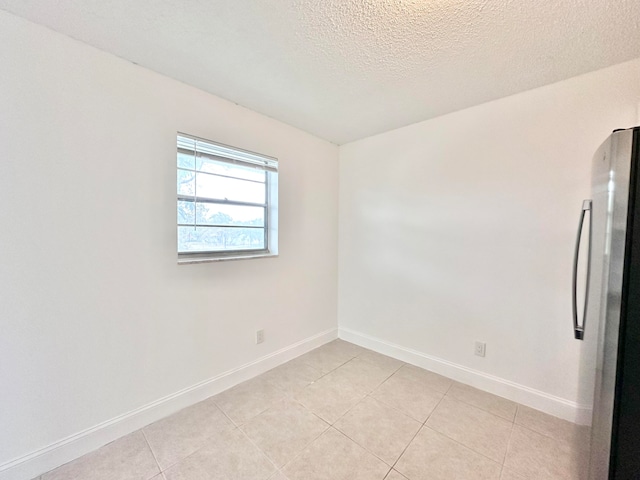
<box><xmin>256</xmin><ymin>329</ymin><xmax>265</xmax><ymax>344</ymax></box>
<box><xmin>474</xmin><ymin>341</ymin><xmax>486</xmax><ymax>357</ymax></box>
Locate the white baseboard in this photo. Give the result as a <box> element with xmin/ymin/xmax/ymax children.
<box><xmin>0</xmin><ymin>327</ymin><xmax>338</xmax><ymax>480</ymax></box>
<box><xmin>338</xmin><ymin>327</ymin><xmax>592</xmax><ymax>425</ymax></box>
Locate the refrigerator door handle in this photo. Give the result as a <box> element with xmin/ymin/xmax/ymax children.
<box><xmin>572</xmin><ymin>199</ymin><xmax>592</xmax><ymax>340</ymax></box>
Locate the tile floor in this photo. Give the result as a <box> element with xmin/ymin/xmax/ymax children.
<box><xmin>36</xmin><ymin>340</ymin><xmax>590</xmax><ymax>480</ymax></box>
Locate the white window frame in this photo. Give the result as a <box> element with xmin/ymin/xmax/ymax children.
<box><xmin>176</xmin><ymin>133</ymin><xmax>278</xmax><ymax>263</ymax></box>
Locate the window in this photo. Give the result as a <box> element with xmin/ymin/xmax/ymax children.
<box><xmin>177</xmin><ymin>133</ymin><xmax>278</xmax><ymax>261</ymax></box>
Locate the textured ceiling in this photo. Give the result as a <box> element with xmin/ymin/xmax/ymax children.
<box><xmin>2</xmin><ymin>0</ymin><xmax>640</xmax><ymax>144</ymax></box>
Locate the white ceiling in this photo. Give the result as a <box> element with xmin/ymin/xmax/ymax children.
<box><xmin>2</xmin><ymin>1</ymin><xmax>640</xmax><ymax>144</ymax></box>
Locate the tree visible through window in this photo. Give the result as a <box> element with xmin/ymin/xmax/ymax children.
<box><xmin>177</xmin><ymin>134</ymin><xmax>278</xmax><ymax>259</ymax></box>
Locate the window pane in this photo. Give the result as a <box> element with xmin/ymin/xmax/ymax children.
<box><xmin>177</xmin><ymin>169</ymin><xmax>195</xmax><ymax>195</ymax></box>
<box><xmin>195</xmin><ymin>173</ymin><xmax>266</xmax><ymax>204</ymax></box>
<box><xmin>196</xmin><ymin>204</ymin><xmax>264</xmax><ymax>227</ymax></box>
<box><xmin>178</xmin><ymin>226</ymin><xmax>265</xmax><ymax>253</ymax></box>
<box><xmin>196</xmin><ymin>157</ymin><xmax>265</xmax><ymax>182</ymax></box>
<box><xmin>177</xmin><ymin>151</ymin><xmax>195</xmax><ymax>169</ymax></box>
<box><xmin>177</xmin><ymin>200</ymin><xmax>195</xmax><ymax>224</ymax></box>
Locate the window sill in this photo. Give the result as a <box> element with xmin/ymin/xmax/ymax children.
<box><xmin>177</xmin><ymin>252</ymin><xmax>278</xmax><ymax>265</ymax></box>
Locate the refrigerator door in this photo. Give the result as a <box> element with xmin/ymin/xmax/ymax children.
<box><xmin>608</xmin><ymin>127</ymin><xmax>640</xmax><ymax>479</ymax></box>
<box><xmin>588</xmin><ymin>129</ymin><xmax>635</xmax><ymax>479</ymax></box>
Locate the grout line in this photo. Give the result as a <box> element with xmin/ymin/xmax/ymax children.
<box><xmin>422</xmin><ymin>393</ymin><xmax>446</xmax><ymax>427</ymax></box>
<box><xmin>362</xmin><ymin>351</ymin><xmax>530</xmax><ymax>470</ymax></box>
<box><xmin>235</xmin><ymin>423</ymin><xmax>281</xmax><ymax>474</ymax></box>
<box><xmin>152</xmin><ymin>405</ymin><xmax>241</xmax><ymax>475</ymax></box>
<box><xmin>420</xmin><ymin>423</ymin><xmax>505</xmax><ymax>467</ymax></box>
<box><xmin>47</xmin><ymin>341</ymin><xmax>357</xmax><ymax>480</ymax></box>
<box><xmin>184</xmin><ymin>341</ymin><xmax>528</xmax><ymax>478</ymax></box>
<box><xmin>180</xmin><ymin>342</ymin><xmax>521</xmax><ymax>477</ymax></box>
<box><xmin>384</xmin><ymin>468</ymin><xmax>409</xmax><ymax>480</ymax></box>
<box><xmin>382</xmin><ymin>467</ymin><xmax>394</xmax><ymax>479</ymax></box>
<box><xmin>323</xmin><ymin>359</ymin><xmax>434</xmax><ymax>468</ymax></box>
<box><xmin>153</xmin><ymin>437</ymin><xmax>207</xmax><ymax>475</ymax></box>
<box><xmin>398</xmin><ymin>394</ymin><xmax>509</xmax><ymax>469</ymax></box>
<box><xmin>367</xmin><ymin>369</ymin><xmax>447</xmax><ymax>424</ymax></box>
<box><xmin>512</xmin><ymin>403</ymin><xmax>588</xmax><ymax>446</ymax></box>
<box><xmin>500</xmin><ymin>408</ymin><xmax>519</xmax><ymax>479</ymax></box>
<box><xmin>140</xmin><ymin>429</ymin><xmax>162</xmax><ymax>476</ymax></box>
<box><xmin>240</xmin><ymin>354</ymin><xmax>342</xmax><ymax>474</ymax></box>
<box><xmin>386</xmin><ymin>394</ymin><xmax>449</xmax><ymax>474</ymax></box>
<box><xmin>364</xmin><ymin>392</ymin><xmax>425</xmax><ymax>424</ymax></box>
<box><xmin>331</xmin><ymin>421</ymin><xmax>394</xmax><ymax>468</ymax></box>
<box><xmin>325</xmin><ymin>424</ymin><xmax>394</xmax><ymax>479</ymax></box>
<box><xmin>298</xmin><ymin>354</ymin><xmax>355</xmax><ymax>383</ymax></box>
<box><xmin>242</xmin><ymin>399</ymin><xmax>332</xmax><ymax>474</ymax></box>
<box><xmin>388</xmin><ymin>417</ymin><xmax>429</xmax><ymax>473</ymax></box>
<box><xmin>299</xmin><ymin>404</ymin><xmax>333</xmax><ymax>429</ymax></box>
<box><xmin>512</xmin><ymin>421</ymin><xmax>586</xmax><ymax>449</ymax></box>
<box><xmin>327</xmin><ymin>393</ymin><xmax>367</xmax><ymax>428</ymax></box>
<box><xmin>275</xmin><ymin>423</ymin><xmax>332</xmax><ymax>473</ymax></box>
<box><xmin>444</xmin><ymin>389</ymin><xmax>519</xmax><ymax>423</ymax></box>
<box><xmin>215</xmin><ymin>403</ymin><xmax>241</xmax><ymax>429</ymax></box>
<box><xmin>443</xmin><ymin>379</ymin><xmax>454</xmax><ymax>395</ymax></box>
<box><xmin>501</xmin><ymin>421</ymin><xmax>516</xmax><ymax>466</ymax></box>
<box><xmin>441</xmin><ymin>393</ymin><xmax>517</xmax><ymax>426</ymax></box>
<box><xmin>272</xmin><ymin>352</ymin><xmax>399</xmax><ymax>473</ymax></box>
<box><xmin>165</xmin><ymin>401</ymin><xmax>282</xmax><ymax>477</ymax></box>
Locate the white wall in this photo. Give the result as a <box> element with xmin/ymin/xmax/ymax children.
<box><xmin>0</xmin><ymin>10</ymin><xmax>338</xmax><ymax>471</ymax></box>
<box><xmin>339</xmin><ymin>58</ymin><xmax>640</xmax><ymax>418</ymax></box>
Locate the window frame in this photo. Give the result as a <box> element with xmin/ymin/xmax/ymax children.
<box><xmin>176</xmin><ymin>133</ymin><xmax>279</xmax><ymax>263</ymax></box>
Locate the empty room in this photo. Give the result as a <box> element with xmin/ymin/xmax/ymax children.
<box><xmin>2</xmin><ymin>1</ymin><xmax>640</xmax><ymax>479</ymax></box>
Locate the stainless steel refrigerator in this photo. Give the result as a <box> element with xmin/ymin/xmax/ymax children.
<box><xmin>573</xmin><ymin>126</ymin><xmax>640</xmax><ymax>479</ymax></box>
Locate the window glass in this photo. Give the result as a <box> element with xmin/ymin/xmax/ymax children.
<box><xmin>177</xmin><ymin>134</ymin><xmax>277</xmax><ymax>259</ymax></box>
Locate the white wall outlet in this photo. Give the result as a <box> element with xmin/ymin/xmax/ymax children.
<box><xmin>474</xmin><ymin>341</ymin><xmax>486</xmax><ymax>357</ymax></box>
<box><xmin>256</xmin><ymin>329</ymin><xmax>265</xmax><ymax>344</ymax></box>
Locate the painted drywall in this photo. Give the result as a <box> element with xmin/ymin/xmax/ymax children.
<box><xmin>0</xmin><ymin>10</ymin><xmax>338</xmax><ymax>468</ymax></box>
<box><xmin>338</xmin><ymin>58</ymin><xmax>640</xmax><ymax>411</ymax></box>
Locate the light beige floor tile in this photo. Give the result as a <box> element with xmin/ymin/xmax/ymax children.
<box><xmin>143</xmin><ymin>397</ymin><xmax>233</xmax><ymax>470</ymax></box>
<box><xmin>42</xmin><ymin>431</ymin><xmax>159</xmax><ymax>480</ymax></box>
<box><xmin>268</xmin><ymin>471</ymin><xmax>289</xmax><ymax>480</ymax></box>
<box><xmin>371</xmin><ymin>372</ymin><xmax>445</xmax><ymax>422</ymax></box>
<box><xmin>395</xmin><ymin>427</ymin><xmax>502</xmax><ymax>480</ymax></box>
<box><xmin>334</xmin><ymin>396</ymin><xmax>421</xmax><ymax>465</ymax></box>
<box><xmin>500</xmin><ymin>468</ymin><xmax>526</xmax><ymax>479</ymax></box>
<box><xmin>261</xmin><ymin>358</ymin><xmax>324</xmax><ymax>395</ymax></box>
<box><xmin>214</xmin><ymin>376</ymin><xmax>286</xmax><ymax>425</ymax></box>
<box><xmin>515</xmin><ymin>405</ymin><xmax>589</xmax><ymax>447</ymax></box>
<box><xmin>163</xmin><ymin>426</ymin><xmax>275</xmax><ymax>480</ymax></box>
<box><xmin>293</xmin><ymin>370</ymin><xmax>365</xmax><ymax>423</ymax></box>
<box><xmin>426</xmin><ymin>396</ymin><xmax>512</xmax><ymax>463</ymax></box>
<box><xmin>357</xmin><ymin>350</ymin><xmax>405</xmax><ymax>371</ymax></box>
<box><xmin>447</xmin><ymin>382</ymin><xmax>517</xmax><ymax>421</ymax></box>
<box><xmin>241</xmin><ymin>397</ymin><xmax>329</xmax><ymax>467</ymax></box>
<box><xmin>385</xmin><ymin>470</ymin><xmax>408</xmax><ymax>480</ymax></box>
<box><xmin>394</xmin><ymin>364</ymin><xmax>453</xmax><ymax>393</ymax></box>
<box><xmin>331</xmin><ymin>357</ymin><xmax>398</xmax><ymax>394</ymax></box>
<box><xmin>331</xmin><ymin>339</ymin><xmax>368</xmax><ymax>357</ymax></box>
<box><xmin>503</xmin><ymin>425</ymin><xmax>588</xmax><ymax>480</ymax></box>
<box><xmin>295</xmin><ymin>340</ymin><xmax>359</xmax><ymax>374</ymax></box>
<box><xmin>44</xmin><ymin>343</ymin><xmax>596</xmax><ymax>480</ymax></box>
<box><xmin>282</xmin><ymin>427</ymin><xmax>390</xmax><ymax>480</ymax></box>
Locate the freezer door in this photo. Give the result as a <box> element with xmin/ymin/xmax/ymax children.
<box><xmin>588</xmin><ymin>129</ymin><xmax>635</xmax><ymax>480</ymax></box>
